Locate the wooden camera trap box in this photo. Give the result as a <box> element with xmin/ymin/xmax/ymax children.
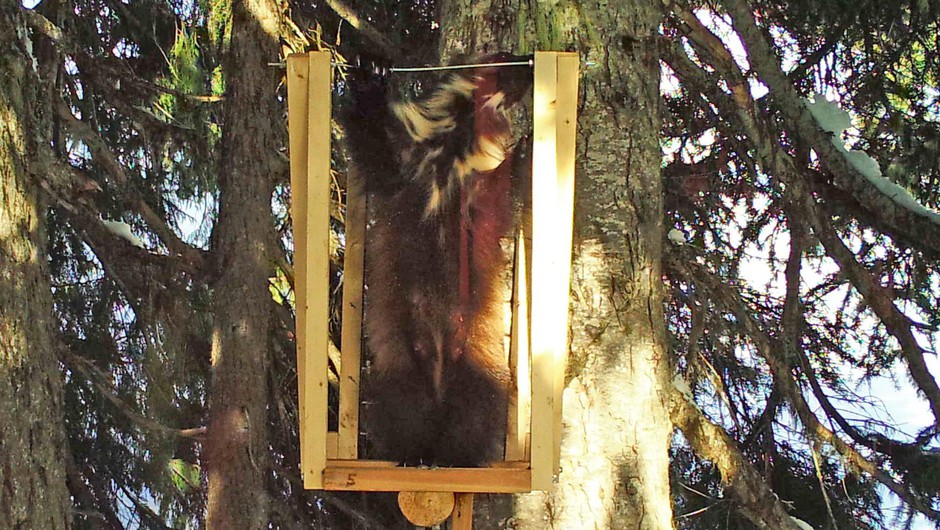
<box><xmin>287</xmin><ymin>51</ymin><xmax>578</xmax><ymax>499</ymax></box>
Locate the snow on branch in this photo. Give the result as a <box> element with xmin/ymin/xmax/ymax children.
<box><xmin>804</xmin><ymin>95</ymin><xmax>851</xmax><ymax>135</ymax></box>
<box><xmin>805</xmin><ymin>95</ymin><xmax>940</xmax><ymax>225</ymax></box>
<box><xmin>719</xmin><ymin>0</ymin><xmax>940</xmax><ymax>257</ymax></box>
<box><xmin>667</xmin><ymin>228</ymin><xmax>688</xmax><ymax>245</ymax></box>
<box><xmin>101</xmin><ymin>219</ymin><xmax>146</xmax><ymax>249</ymax></box>
<box><xmin>790</xmin><ymin>517</ymin><xmax>815</xmax><ymax>530</ymax></box>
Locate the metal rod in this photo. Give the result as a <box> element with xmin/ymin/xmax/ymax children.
<box><xmin>271</xmin><ymin>58</ymin><xmax>593</xmax><ymax>70</ymax></box>
<box><xmin>269</xmin><ymin>59</ymin><xmax>535</xmax><ymax>70</ymax></box>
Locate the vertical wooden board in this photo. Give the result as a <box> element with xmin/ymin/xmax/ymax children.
<box><xmin>451</xmin><ymin>493</ymin><xmax>475</xmax><ymax>530</ymax></box>
<box><xmin>305</xmin><ymin>51</ymin><xmax>332</xmax><ymax>489</ymax></box>
<box><xmin>338</xmin><ymin>166</ymin><xmax>366</xmax><ymax>459</ymax></box>
<box><xmin>551</xmin><ymin>52</ymin><xmax>579</xmax><ymax>475</ymax></box>
<box><xmin>286</xmin><ymin>53</ymin><xmax>311</xmax><ymax>486</ymax></box>
<box><xmin>530</xmin><ymin>51</ymin><xmax>559</xmax><ymax>491</ymax></box>
<box><xmin>505</xmin><ymin>232</ymin><xmax>531</xmax><ymax>461</ymax></box>
<box><xmin>326</xmin><ymin>431</ymin><xmax>339</xmax><ymax>459</ymax></box>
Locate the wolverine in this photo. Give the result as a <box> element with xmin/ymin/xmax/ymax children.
<box><xmin>343</xmin><ymin>54</ymin><xmax>532</xmax><ymax>466</ymax></box>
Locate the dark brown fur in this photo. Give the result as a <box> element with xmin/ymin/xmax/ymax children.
<box><xmin>345</xmin><ymin>56</ymin><xmax>530</xmax><ymax>466</ymax></box>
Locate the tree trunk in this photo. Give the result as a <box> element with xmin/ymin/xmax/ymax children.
<box><xmin>0</xmin><ymin>6</ymin><xmax>72</xmax><ymax>529</ymax></box>
<box><xmin>441</xmin><ymin>0</ymin><xmax>673</xmax><ymax>528</ymax></box>
<box><xmin>205</xmin><ymin>0</ymin><xmax>285</xmax><ymax>527</ymax></box>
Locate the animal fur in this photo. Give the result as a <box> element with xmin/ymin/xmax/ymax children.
<box><xmin>344</xmin><ymin>55</ymin><xmax>531</xmax><ymax>466</ymax></box>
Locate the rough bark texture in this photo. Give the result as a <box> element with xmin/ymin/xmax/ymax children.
<box><xmin>440</xmin><ymin>1</ymin><xmax>673</xmax><ymax>528</ymax></box>
<box><xmin>205</xmin><ymin>0</ymin><xmax>284</xmax><ymax>527</ymax></box>
<box><xmin>439</xmin><ymin>0</ymin><xmax>525</xmax><ymax>56</ymax></box>
<box><xmin>0</xmin><ymin>6</ymin><xmax>72</xmax><ymax>529</ymax></box>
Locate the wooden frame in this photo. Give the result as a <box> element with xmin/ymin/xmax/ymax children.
<box><xmin>288</xmin><ymin>51</ymin><xmax>578</xmax><ymax>495</ymax></box>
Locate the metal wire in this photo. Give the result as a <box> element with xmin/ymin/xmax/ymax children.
<box><xmin>271</xmin><ymin>58</ymin><xmax>594</xmax><ymax>70</ymax></box>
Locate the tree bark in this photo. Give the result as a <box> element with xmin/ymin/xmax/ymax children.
<box><xmin>0</xmin><ymin>5</ymin><xmax>72</xmax><ymax>529</ymax></box>
<box><xmin>440</xmin><ymin>0</ymin><xmax>673</xmax><ymax>528</ymax></box>
<box><xmin>205</xmin><ymin>0</ymin><xmax>285</xmax><ymax>527</ymax></box>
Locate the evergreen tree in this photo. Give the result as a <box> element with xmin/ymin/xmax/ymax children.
<box><xmin>0</xmin><ymin>4</ymin><xmax>71</xmax><ymax>527</ymax></box>
<box><xmin>4</xmin><ymin>0</ymin><xmax>939</xmax><ymax>527</ymax></box>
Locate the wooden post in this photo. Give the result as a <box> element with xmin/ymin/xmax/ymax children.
<box><xmin>505</xmin><ymin>232</ymin><xmax>531</xmax><ymax>461</ymax></box>
<box><xmin>288</xmin><ymin>51</ymin><xmax>332</xmax><ymax>489</ymax></box>
<box><xmin>286</xmin><ymin>53</ymin><xmax>311</xmax><ymax>484</ymax></box>
<box><xmin>530</xmin><ymin>51</ymin><xmax>578</xmax><ymax>490</ymax></box>
<box><xmin>552</xmin><ymin>53</ymin><xmax>579</xmax><ymax>475</ymax></box>
<box><xmin>451</xmin><ymin>493</ymin><xmax>475</xmax><ymax>530</ymax></box>
<box><xmin>338</xmin><ymin>169</ymin><xmax>366</xmax><ymax>459</ymax></box>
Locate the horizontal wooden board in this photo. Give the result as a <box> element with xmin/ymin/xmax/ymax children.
<box><xmin>322</xmin><ymin>461</ymin><xmax>531</xmax><ymax>493</ymax></box>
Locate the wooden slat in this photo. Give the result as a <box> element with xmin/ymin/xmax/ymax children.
<box><xmin>552</xmin><ymin>52</ymin><xmax>579</xmax><ymax>475</ymax></box>
<box><xmin>328</xmin><ymin>458</ymin><xmax>525</xmax><ymax>469</ymax></box>
<box><xmin>338</xmin><ymin>167</ymin><xmax>366</xmax><ymax>459</ymax></box>
<box><xmin>505</xmin><ymin>232</ymin><xmax>531</xmax><ymax>461</ymax></box>
<box><xmin>287</xmin><ymin>53</ymin><xmax>313</xmax><ymax>488</ymax></box>
<box><xmin>486</xmin><ymin>460</ymin><xmax>531</xmax><ymax>468</ymax></box>
<box><xmin>326</xmin><ymin>459</ymin><xmax>397</xmax><ymax>469</ymax></box>
<box><xmin>326</xmin><ymin>431</ymin><xmax>339</xmax><ymax>459</ymax></box>
<box><xmin>529</xmin><ymin>51</ymin><xmax>560</xmax><ymax>491</ymax></box>
<box><xmin>305</xmin><ymin>51</ymin><xmax>333</xmax><ymax>489</ymax></box>
<box><xmin>322</xmin><ymin>462</ymin><xmax>531</xmax><ymax>493</ymax></box>
<box><xmin>451</xmin><ymin>493</ymin><xmax>475</xmax><ymax>530</ymax></box>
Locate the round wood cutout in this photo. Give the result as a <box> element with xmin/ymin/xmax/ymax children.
<box><xmin>398</xmin><ymin>491</ymin><xmax>456</xmax><ymax>526</ymax></box>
